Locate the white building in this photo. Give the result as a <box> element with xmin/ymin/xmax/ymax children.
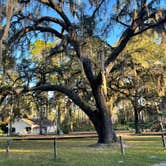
<box><xmin>8</xmin><ymin>118</ymin><xmax>56</xmax><ymax>135</ymax></box>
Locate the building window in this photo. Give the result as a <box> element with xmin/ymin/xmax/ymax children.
<box><xmin>25</xmin><ymin>127</ymin><xmax>31</xmax><ymax>133</ymax></box>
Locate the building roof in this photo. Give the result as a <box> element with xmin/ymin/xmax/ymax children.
<box><xmin>30</xmin><ymin>118</ymin><xmax>53</xmax><ymax>126</ymax></box>
<box><xmin>21</xmin><ymin>118</ymin><xmax>39</xmax><ymax>126</ymax></box>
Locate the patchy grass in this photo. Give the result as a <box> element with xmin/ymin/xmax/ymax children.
<box><xmin>0</xmin><ymin>135</ymin><xmax>166</xmax><ymax>166</ymax></box>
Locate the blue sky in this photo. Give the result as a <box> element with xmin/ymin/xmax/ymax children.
<box><xmin>8</xmin><ymin>0</ymin><xmax>166</xmax><ymax>62</ymax></box>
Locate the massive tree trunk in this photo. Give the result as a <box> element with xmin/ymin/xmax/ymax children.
<box><xmin>87</xmin><ymin>85</ymin><xmax>117</xmax><ymax>144</ymax></box>
<box><xmin>79</xmin><ymin>51</ymin><xmax>117</xmax><ymax>144</ymax></box>
<box><xmin>90</xmin><ymin>110</ymin><xmax>116</xmax><ymax>144</ymax></box>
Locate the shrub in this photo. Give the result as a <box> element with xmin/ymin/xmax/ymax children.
<box><xmin>0</xmin><ymin>129</ymin><xmax>4</xmax><ymax>134</ymax></box>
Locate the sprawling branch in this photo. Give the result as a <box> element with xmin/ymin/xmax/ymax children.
<box><xmin>9</xmin><ymin>25</ymin><xmax>64</xmax><ymax>45</ymax></box>
<box><xmin>81</xmin><ymin>56</ymin><xmax>96</xmax><ymax>86</ymax></box>
<box><xmin>39</xmin><ymin>0</ymin><xmax>71</xmax><ymax>27</ymax></box>
<box><xmin>105</xmin><ymin>28</ymin><xmax>134</xmax><ymax>74</ymax></box>
<box><xmin>134</xmin><ymin>14</ymin><xmax>166</xmax><ymax>36</ymax></box>
<box><xmin>37</xmin><ymin>16</ymin><xmax>67</xmax><ymax>29</ymax></box>
<box><xmin>48</xmin><ymin>37</ymin><xmax>68</xmax><ymax>58</ymax></box>
<box><xmin>105</xmin><ymin>7</ymin><xmax>166</xmax><ymax>75</ymax></box>
<box><xmin>15</xmin><ymin>14</ymin><xmax>67</xmax><ymax>30</ymax></box>
<box><xmin>114</xmin><ymin>16</ymin><xmax>130</xmax><ymax>27</ymax></box>
<box><xmin>28</xmin><ymin>84</ymin><xmax>96</xmax><ymax>116</ymax></box>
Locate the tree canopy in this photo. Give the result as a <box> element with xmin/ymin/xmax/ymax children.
<box><xmin>1</xmin><ymin>0</ymin><xmax>166</xmax><ymax>144</ymax></box>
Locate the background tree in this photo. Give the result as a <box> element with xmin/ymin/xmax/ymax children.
<box><xmin>110</xmin><ymin>30</ymin><xmax>166</xmax><ymax>133</ymax></box>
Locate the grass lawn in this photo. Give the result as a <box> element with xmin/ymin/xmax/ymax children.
<box><xmin>0</xmin><ymin>134</ymin><xmax>166</xmax><ymax>166</ymax></box>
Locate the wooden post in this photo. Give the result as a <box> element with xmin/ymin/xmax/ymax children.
<box><xmin>119</xmin><ymin>136</ymin><xmax>125</xmax><ymax>155</ymax></box>
<box><xmin>53</xmin><ymin>138</ymin><xmax>57</xmax><ymax>160</ymax></box>
<box><xmin>161</xmin><ymin>134</ymin><xmax>166</xmax><ymax>148</ymax></box>
<box><xmin>6</xmin><ymin>140</ymin><xmax>10</xmax><ymax>153</ymax></box>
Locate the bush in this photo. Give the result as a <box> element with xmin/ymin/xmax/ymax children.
<box><xmin>0</xmin><ymin>129</ymin><xmax>4</xmax><ymax>134</ymax></box>
<box><xmin>61</xmin><ymin>124</ymin><xmax>70</xmax><ymax>134</ymax></box>
<box><xmin>114</xmin><ymin>123</ymin><xmax>131</xmax><ymax>130</ymax></box>
<box><xmin>0</xmin><ymin>123</ymin><xmax>8</xmax><ymax>134</ymax></box>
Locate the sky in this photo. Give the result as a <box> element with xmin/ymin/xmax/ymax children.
<box><xmin>3</xmin><ymin>0</ymin><xmax>166</xmax><ymax>64</ymax></box>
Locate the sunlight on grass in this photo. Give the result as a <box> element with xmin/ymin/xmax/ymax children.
<box><xmin>0</xmin><ymin>149</ymin><xmax>50</xmax><ymax>153</ymax></box>
<box><xmin>0</xmin><ymin>136</ymin><xmax>165</xmax><ymax>166</ymax></box>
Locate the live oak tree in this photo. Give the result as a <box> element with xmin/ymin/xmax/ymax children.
<box><xmin>112</xmin><ymin>63</ymin><xmax>164</xmax><ymax>133</ymax></box>
<box><xmin>7</xmin><ymin>0</ymin><xmax>166</xmax><ymax>144</ymax></box>
<box><xmin>110</xmin><ymin>30</ymin><xmax>166</xmax><ymax>133</ymax></box>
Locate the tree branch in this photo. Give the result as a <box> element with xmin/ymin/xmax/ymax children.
<box><xmin>28</xmin><ymin>84</ymin><xmax>96</xmax><ymax>116</ymax></box>
<box><xmin>81</xmin><ymin>56</ymin><xmax>96</xmax><ymax>88</ymax></box>
<box><xmin>39</xmin><ymin>0</ymin><xmax>72</xmax><ymax>27</ymax></box>
<box><xmin>105</xmin><ymin>28</ymin><xmax>134</xmax><ymax>74</ymax></box>
<box><xmin>37</xmin><ymin>16</ymin><xmax>67</xmax><ymax>29</ymax></box>
<box><xmin>15</xmin><ymin>13</ymin><xmax>67</xmax><ymax>30</ymax></box>
<box><xmin>9</xmin><ymin>25</ymin><xmax>64</xmax><ymax>45</ymax></box>
<box><xmin>133</xmin><ymin>14</ymin><xmax>166</xmax><ymax>36</ymax></box>
<box><xmin>105</xmin><ymin>7</ymin><xmax>166</xmax><ymax>75</ymax></box>
<box><xmin>91</xmin><ymin>0</ymin><xmax>105</xmax><ymax>18</ymax></box>
<box><xmin>113</xmin><ymin>16</ymin><xmax>130</xmax><ymax>27</ymax></box>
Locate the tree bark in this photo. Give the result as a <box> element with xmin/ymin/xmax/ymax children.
<box><xmin>39</xmin><ymin>109</ymin><xmax>43</xmax><ymax>135</ymax></box>
<box><xmin>9</xmin><ymin>97</ymin><xmax>14</xmax><ymax>135</ymax></box>
<box><xmin>88</xmin><ymin>109</ymin><xmax>117</xmax><ymax>144</ymax></box>
<box><xmin>87</xmin><ymin>86</ymin><xmax>117</xmax><ymax>144</ymax></box>
<box><xmin>134</xmin><ymin>108</ymin><xmax>141</xmax><ymax>134</ymax></box>
<box><xmin>57</xmin><ymin>105</ymin><xmax>61</xmax><ymax>135</ymax></box>
<box><xmin>78</xmin><ymin>50</ymin><xmax>117</xmax><ymax>144</ymax></box>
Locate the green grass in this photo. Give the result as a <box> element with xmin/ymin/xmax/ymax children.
<box><xmin>0</xmin><ymin>135</ymin><xmax>166</xmax><ymax>166</ymax></box>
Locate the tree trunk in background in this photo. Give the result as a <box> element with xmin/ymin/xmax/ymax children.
<box><xmin>69</xmin><ymin>106</ymin><xmax>73</xmax><ymax>132</ymax></box>
<box><xmin>56</xmin><ymin>105</ymin><xmax>61</xmax><ymax>135</ymax></box>
<box><xmin>131</xmin><ymin>100</ymin><xmax>141</xmax><ymax>134</ymax></box>
<box><xmin>9</xmin><ymin>117</ymin><xmax>13</xmax><ymax>135</ymax></box>
<box><xmin>134</xmin><ymin>108</ymin><xmax>141</xmax><ymax>134</ymax></box>
<box><xmin>39</xmin><ymin>109</ymin><xmax>43</xmax><ymax>135</ymax></box>
<box><xmin>9</xmin><ymin>98</ymin><xmax>14</xmax><ymax>135</ymax></box>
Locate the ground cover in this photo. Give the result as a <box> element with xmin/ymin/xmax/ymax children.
<box><xmin>0</xmin><ymin>134</ymin><xmax>165</xmax><ymax>166</ymax></box>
